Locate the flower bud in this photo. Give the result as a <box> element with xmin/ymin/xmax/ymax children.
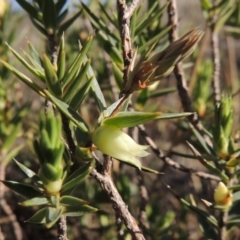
<box><xmin>92</xmin><ymin>125</ymin><xmax>149</xmax><ymax>168</ymax></box>
<box><xmin>0</xmin><ymin>0</ymin><xmax>8</xmax><ymax>18</ymax></box>
<box><xmin>214</xmin><ymin>182</ymin><xmax>232</xmax><ymax>207</ymax></box>
<box><xmin>130</xmin><ymin>29</ymin><xmax>203</xmax><ymax>92</ymax></box>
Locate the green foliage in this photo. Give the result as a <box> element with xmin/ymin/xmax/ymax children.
<box><xmin>2</xmin><ymin>0</ymin><xmax>240</xmax><ymax>239</ymax></box>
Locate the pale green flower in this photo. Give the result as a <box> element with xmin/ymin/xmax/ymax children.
<box><xmin>92</xmin><ymin>125</ymin><xmax>149</xmax><ymax>168</ymax></box>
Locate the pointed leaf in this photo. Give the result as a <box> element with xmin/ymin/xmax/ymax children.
<box><xmin>57</xmin><ymin>35</ymin><xmax>65</xmax><ymax>79</ymax></box>
<box><xmin>42</xmin><ymin>54</ymin><xmax>62</xmax><ymax>96</ymax></box>
<box><xmin>180</xmin><ymin>198</ymin><xmax>218</xmax><ymax>228</ymax></box>
<box><xmin>103</xmin><ymin>111</ymin><xmax>162</xmax><ymax>128</ymax></box>
<box><xmin>58</xmin><ymin>11</ymin><xmax>82</xmax><ymax>35</ymax></box>
<box><xmin>56</xmin><ymin>0</ymin><xmax>67</xmax><ymax>14</ymax></box>
<box><xmin>27</xmin><ymin>41</ymin><xmax>43</xmax><ymax>71</ymax></box>
<box><xmin>14</xmin><ymin>159</ymin><xmax>37</xmax><ymax>178</ymax></box>
<box><xmin>0</xmin><ymin>61</ymin><xmax>46</xmax><ymax>97</ymax></box>
<box><xmin>16</xmin><ymin>0</ymin><xmax>39</xmax><ymax>19</ymax></box>
<box><xmin>63</xmin><ymin>61</ymin><xmax>90</xmax><ymax>103</ymax></box>
<box><xmin>42</xmin><ymin>0</ymin><xmax>57</xmax><ymax>34</ymax></box>
<box><xmin>60</xmin><ymin>35</ymin><xmax>93</xmax><ymax>87</ymax></box>
<box><xmin>45</xmin><ymin>92</ymin><xmax>89</xmax><ymax>132</ymax></box>
<box><xmin>61</xmin><ymin>163</ymin><xmax>91</xmax><ymax>193</ymax></box>
<box><xmin>46</xmin><ymin>207</ymin><xmax>63</xmax><ymax>228</ymax></box>
<box><xmin>26</xmin><ymin>207</ymin><xmax>48</xmax><ymax>224</ymax></box>
<box><xmin>69</xmin><ymin>77</ymin><xmax>93</xmax><ymax>110</ymax></box>
<box><xmin>187</xmin><ymin>142</ymin><xmax>229</xmax><ymax>182</ymax></box>
<box><xmin>63</xmin><ymin>204</ymin><xmax>98</xmax><ymax>217</ymax></box>
<box><xmin>1</xmin><ymin>181</ymin><xmax>42</xmax><ymax>198</ymax></box>
<box><xmin>149</xmin><ymin>88</ymin><xmax>176</xmax><ymax>98</ymax></box>
<box><xmin>138</xmin><ymin>26</ymin><xmax>171</xmax><ymax>53</ymax></box>
<box><xmin>20</xmin><ymin>197</ymin><xmax>49</xmax><ymax>206</ymax></box>
<box><xmin>6</xmin><ymin>43</ymin><xmax>45</xmax><ymax>80</ymax></box>
<box><xmin>30</xmin><ymin>17</ymin><xmax>48</xmax><ymax>36</ymax></box>
<box><xmin>60</xmin><ymin>196</ymin><xmax>87</xmax><ymax>206</ymax></box>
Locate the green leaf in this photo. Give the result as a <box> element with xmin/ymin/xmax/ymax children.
<box><xmin>42</xmin><ymin>0</ymin><xmax>57</xmax><ymax>34</ymax></box>
<box><xmin>63</xmin><ymin>204</ymin><xmax>98</xmax><ymax>217</ymax></box>
<box><xmin>63</xmin><ymin>61</ymin><xmax>90</xmax><ymax>103</ymax></box>
<box><xmin>26</xmin><ymin>207</ymin><xmax>48</xmax><ymax>224</ymax></box>
<box><xmin>215</xmin><ymin>4</ymin><xmax>236</xmax><ymax>32</ymax></box>
<box><xmin>102</xmin><ymin>111</ymin><xmax>162</xmax><ymax>128</ymax></box>
<box><xmin>0</xmin><ymin>61</ymin><xmax>46</xmax><ymax>97</ymax></box>
<box><xmin>201</xmin><ymin>0</ymin><xmax>212</xmax><ymax>10</ymax></box>
<box><xmin>196</xmin><ymin>211</ymin><xmax>219</xmax><ymax>239</ymax></box>
<box><xmin>135</xmin><ymin>1</ymin><xmax>169</xmax><ymax>36</ymax></box>
<box><xmin>61</xmin><ymin>162</ymin><xmax>91</xmax><ymax>193</ymax></box>
<box><xmin>187</xmin><ymin>142</ymin><xmax>229</xmax><ymax>182</ymax></box>
<box><xmin>148</xmin><ymin>88</ymin><xmax>176</xmax><ymax>99</ymax></box>
<box><xmin>20</xmin><ymin>197</ymin><xmax>49</xmax><ymax>206</ymax></box>
<box><xmin>190</xmin><ymin>125</ymin><xmax>213</xmax><ymax>155</ymax></box>
<box><xmin>30</xmin><ymin>18</ymin><xmax>48</xmax><ymax>36</ymax></box>
<box><xmin>98</xmin><ymin>2</ymin><xmax>118</xmax><ymax>29</ymax></box>
<box><xmin>1</xmin><ymin>181</ymin><xmax>42</xmax><ymax>198</ymax></box>
<box><xmin>55</xmin><ymin>0</ymin><xmax>67</xmax><ymax>14</ymax></box>
<box><xmin>97</xmin><ymin>31</ymin><xmax>123</xmax><ymax>66</ymax></box>
<box><xmin>14</xmin><ymin>159</ymin><xmax>37</xmax><ymax>178</ymax></box>
<box><xmin>85</xmin><ymin>59</ymin><xmax>106</xmax><ymax>112</ymax></box>
<box><xmin>46</xmin><ymin>207</ymin><xmax>63</xmax><ymax>228</ymax></box>
<box><xmin>180</xmin><ymin>198</ymin><xmax>219</xmax><ymax>228</ymax></box>
<box><xmin>69</xmin><ymin>77</ymin><xmax>93</xmax><ymax>110</ymax></box>
<box><xmin>16</xmin><ymin>0</ymin><xmax>39</xmax><ymax>19</ymax></box>
<box><xmin>45</xmin><ymin>92</ymin><xmax>89</xmax><ymax>132</ymax></box>
<box><xmin>138</xmin><ymin>26</ymin><xmax>171</xmax><ymax>53</ymax></box>
<box><xmin>27</xmin><ymin>41</ymin><xmax>43</xmax><ymax>71</ymax></box>
<box><xmin>42</xmin><ymin>54</ymin><xmax>62</xmax><ymax>96</ymax></box>
<box><xmin>141</xmin><ymin>166</ymin><xmax>163</xmax><ymax>174</ymax></box>
<box><xmin>58</xmin><ymin>11</ymin><xmax>82</xmax><ymax>35</ymax></box>
<box><xmin>60</xmin><ymin>36</ymin><xmax>93</xmax><ymax>88</ymax></box>
<box><xmin>155</xmin><ymin>112</ymin><xmax>193</xmax><ymax>120</ymax></box>
<box><xmin>57</xmin><ymin>9</ymin><xmax>68</xmax><ymax>26</ymax></box>
<box><xmin>101</xmin><ymin>96</ymin><xmax>129</xmax><ymax>119</ymax></box>
<box><xmin>57</xmin><ymin>34</ymin><xmax>66</xmax><ymax>79</ymax></box>
<box><xmin>228</xmin><ymin>185</ymin><xmax>240</xmax><ymax>191</ymax></box>
<box><xmin>60</xmin><ymin>196</ymin><xmax>87</xmax><ymax>206</ymax></box>
<box><xmin>81</xmin><ymin>3</ymin><xmax>119</xmax><ymax>41</ymax></box>
<box><xmin>5</xmin><ymin>43</ymin><xmax>45</xmax><ymax>80</ymax></box>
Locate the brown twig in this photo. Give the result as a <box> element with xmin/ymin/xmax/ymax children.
<box><xmin>137</xmin><ymin>124</ymin><xmax>220</xmax><ymax>181</ymax></box>
<box><xmin>131</xmin><ymin>124</ymin><xmax>149</xmax><ymax>230</ymax></box>
<box><xmin>124</xmin><ymin>0</ymin><xmax>140</xmax><ymax>19</ymax></box>
<box><xmin>167</xmin><ymin>0</ymin><xmax>213</xmax><ymax>147</ymax></box>
<box><xmin>210</xmin><ymin>27</ymin><xmax>221</xmax><ymax>108</ymax></box>
<box><xmin>57</xmin><ymin>216</ymin><xmax>68</xmax><ymax>240</ymax></box>
<box><xmin>91</xmin><ymin>167</ymin><xmax>145</xmax><ymax>240</ymax></box>
<box><xmin>117</xmin><ymin>0</ymin><xmax>139</xmax><ymax>96</ymax></box>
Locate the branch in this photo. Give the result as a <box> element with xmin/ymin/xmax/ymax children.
<box><xmin>137</xmin><ymin>124</ymin><xmax>220</xmax><ymax>181</ymax></box>
<box><xmin>132</xmin><ymin>125</ymin><xmax>149</xmax><ymax>230</ymax></box>
<box><xmin>167</xmin><ymin>0</ymin><xmax>213</xmax><ymax>147</ymax></box>
<box><xmin>57</xmin><ymin>216</ymin><xmax>68</xmax><ymax>240</ymax></box>
<box><xmin>117</xmin><ymin>0</ymin><xmax>139</xmax><ymax>95</ymax></box>
<box><xmin>91</xmin><ymin>166</ymin><xmax>145</xmax><ymax>240</ymax></box>
<box><xmin>210</xmin><ymin>28</ymin><xmax>221</xmax><ymax>108</ymax></box>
